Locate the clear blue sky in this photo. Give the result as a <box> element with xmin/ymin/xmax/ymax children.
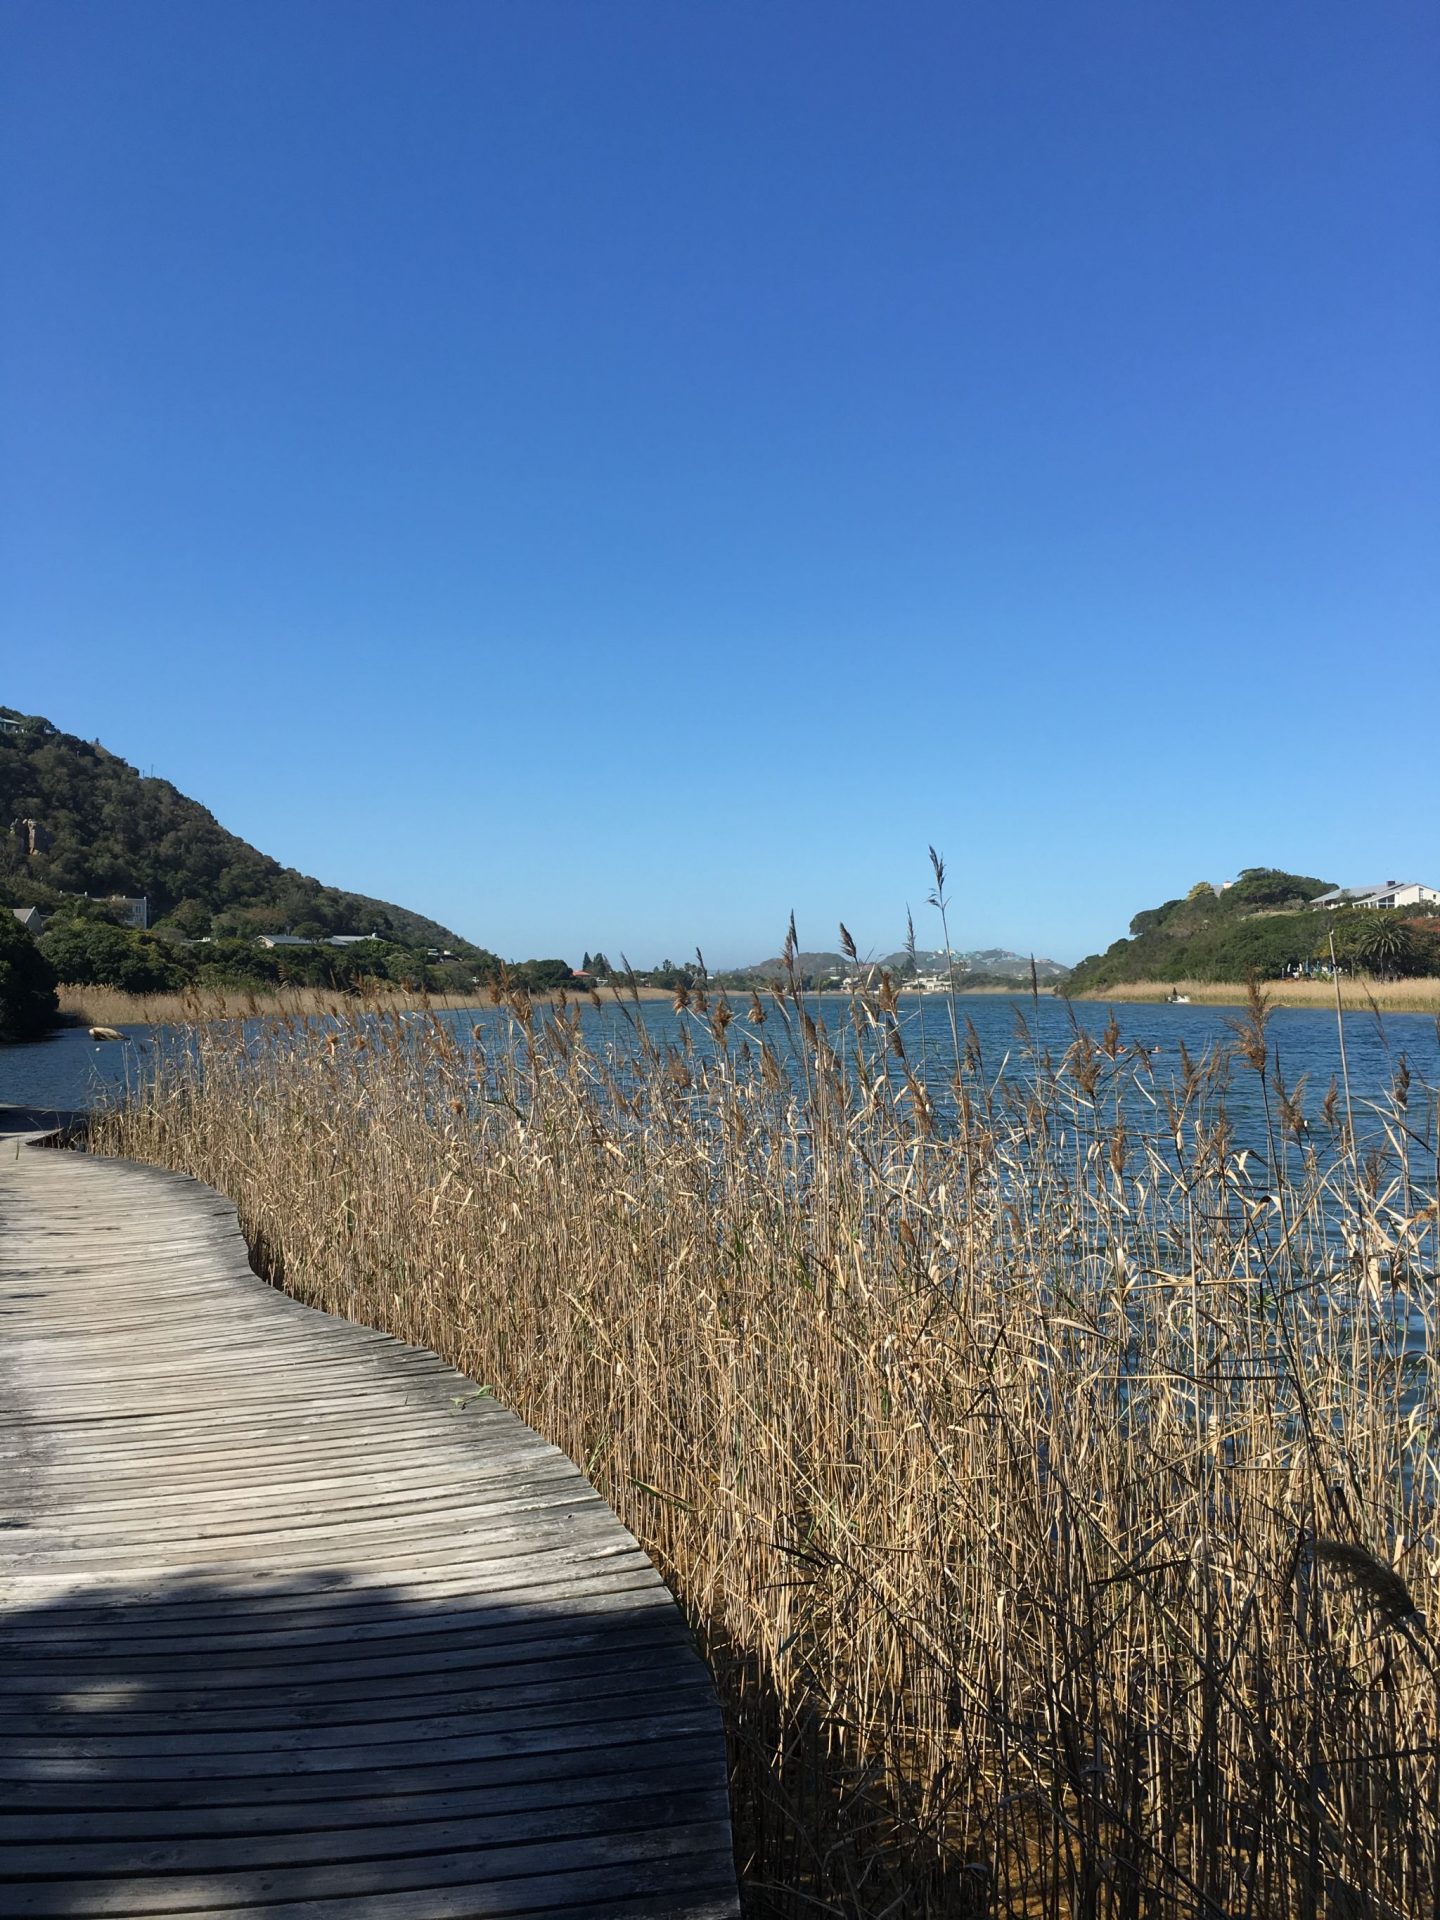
<box><xmin>3</xmin><ymin>2</ymin><xmax>1436</xmax><ymax>967</ymax></box>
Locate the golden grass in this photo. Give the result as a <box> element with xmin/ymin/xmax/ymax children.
<box><xmin>1075</xmin><ymin>975</ymin><xmax>1440</xmax><ymax>1012</ymax></box>
<box><xmin>56</xmin><ymin>983</ymin><xmax>492</xmax><ymax>1027</ymax></box>
<box><xmin>91</xmin><ymin>980</ymin><xmax>1439</xmax><ymax>1917</ymax></box>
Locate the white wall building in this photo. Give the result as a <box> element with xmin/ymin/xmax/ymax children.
<box><xmin>1312</xmin><ymin>881</ymin><xmax>1440</xmax><ymax>911</ymax></box>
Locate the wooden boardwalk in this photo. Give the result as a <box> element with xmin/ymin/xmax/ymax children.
<box><xmin>0</xmin><ymin>1126</ymin><xmax>738</xmax><ymax>1918</ymax></box>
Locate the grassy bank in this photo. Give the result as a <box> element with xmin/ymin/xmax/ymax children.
<box><xmin>1073</xmin><ymin>974</ymin><xmax>1440</xmax><ymax>1013</ymax></box>
<box><xmin>55</xmin><ymin>983</ymin><xmax>494</xmax><ymax>1027</ymax></box>
<box><xmin>91</xmin><ymin>984</ymin><xmax>1439</xmax><ymax>1917</ymax></box>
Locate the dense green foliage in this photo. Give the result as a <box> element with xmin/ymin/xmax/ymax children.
<box><xmin>0</xmin><ymin>707</ymin><xmax>478</xmax><ymax>951</ymax></box>
<box><xmin>37</xmin><ymin>920</ymin><xmax>181</xmax><ymax>994</ymax></box>
<box><xmin>0</xmin><ymin>912</ymin><xmax>59</xmax><ymax>1041</ymax></box>
<box><xmin>1324</xmin><ymin>908</ymin><xmax>1440</xmax><ymax>979</ymax></box>
<box><xmin>32</xmin><ymin>917</ymin><xmax>472</xmax><ymax>995</ymax></box>
<box><xmin>504</xmin><ymin>958</ymin><xmax>578</xmax><ymax>993</ymax></box>
<box><xmin>1068</xmin><ymin>868</ymin><xmax>1440</xmax><ymax>989</ymax></box>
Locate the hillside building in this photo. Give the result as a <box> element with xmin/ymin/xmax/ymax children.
<box><xmin>1312</xmin><ymin>881</ymin><xmax>1440</xmax><ymax>911</ymax></box>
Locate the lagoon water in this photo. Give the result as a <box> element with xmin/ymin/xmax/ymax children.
<box><xmin>5</xmin><ymin>992</ymin><xmax>1437</xmax><ymax>1148</ymax></box>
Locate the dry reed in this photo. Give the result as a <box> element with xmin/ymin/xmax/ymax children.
<box><xmin>91</xmin><ymin>976</ymin><xmax>1439</xmax><ymax>1918</ymax></box>
<box><xmin>57</xmin><ymin>983</ymin><xmax>492</xmax><ymax>1028</ymax></box>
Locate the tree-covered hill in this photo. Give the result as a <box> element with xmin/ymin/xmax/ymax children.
<box><xmin>1066</xmin><ymin>867</ymin><xmax>1440</xmax><ymax>991</ymax></box>
<box><xmin>0</xmin><ymin>706</ymin><xmax>476</xmax><ymax>950</ymax></box>
<box><xmin>876</xmin><ymin>946</ymin><xmax>1071</xmax><ymax>982</ymax></box>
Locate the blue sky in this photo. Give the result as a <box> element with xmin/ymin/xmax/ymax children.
<box><xmin>3</xmin><ymin>2</ymin><xmax>1436</xmax><ymax>967</ymax></box>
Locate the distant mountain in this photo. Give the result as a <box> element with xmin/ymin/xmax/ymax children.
<box><xmin>725</xmin><ymin>946</ymin><xmax>1070</xmax><ymax>984</ymax></box>
<box><xmin>878</xmin><ymin>947</ymin><xmax>1071</xmax><ymax>981</ymax></box>
<box><xmin>0</xmin><ymin>705</ymin><xmax>479</xmax><ymax>951</ymax></box>
<box><xmin>724</xmin><ymin>951</ymin><xmax>851</xmax><ymax>980</ymax></box>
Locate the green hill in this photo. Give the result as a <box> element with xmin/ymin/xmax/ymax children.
<box><xmin>876</xmin><ymin>946</ymin><xmax>1070</xmax><ymax>982</ymax></box>
<box><xmin>1066</xmin><ymin>868</ymin><xmax>1342</xmax><ymax>990</ymax></box>
<box><xmin>0</xmin><ymin>705</ymin><xmax>475</xmax><ymax>950</ymax></box>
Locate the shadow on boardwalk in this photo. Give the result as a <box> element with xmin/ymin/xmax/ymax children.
<box><xmin>0</xmin><ymin>1569</ymin><xmax>739</xmax><ymax>1918</ymax></box>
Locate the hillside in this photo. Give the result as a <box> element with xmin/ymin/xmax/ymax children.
<box><xmin>0</xmin><ymin>706</ymin><xmax>475</xmax><ymax>950</ymax></box>
<box><xmin>721</xmin><ymin>946</ymin><xmax>1070</xmax><ymax>988</ymax></box>
<box><xmin>877</xmin><ymin>946</ymin><xmax>1070</xmax><ymax>981</ymax></box>
<box><xmin>1065</xmin><ymin>867</ymin><xmax>1375</xmax><ymax>991</ymax></box>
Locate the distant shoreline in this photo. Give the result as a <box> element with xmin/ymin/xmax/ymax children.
<box><xmin>1068</xmin><ymin>977</ymin><xmax>1440</xmax><ymax>1014</ymax></box>
<box><xmin>764</xmin><ymin>985</ymin><xmax>1059</xmax><ymax>1000</ymax></box>
<box><xmin>55</xmin><ymin>976</ymin><xmax>1440</xmax><ymax>1029</ymax></box>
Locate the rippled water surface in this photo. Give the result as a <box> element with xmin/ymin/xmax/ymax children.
<box><xmin>5</xmin><ymin>992</ymin><xmax>1437</xmax><ymax>1144</ymax></box>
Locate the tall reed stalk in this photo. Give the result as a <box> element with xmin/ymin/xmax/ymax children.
<box><xmin>91</xmin><ymin>973</ymin><xmax>1439</xmax><ymax>1918</ymax></box>
<box><xmin>56</xmin><ymin>982</ymin><xmax>492</xmax><ymax>1027</ymax></box>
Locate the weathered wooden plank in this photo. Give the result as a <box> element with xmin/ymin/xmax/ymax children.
<box><xmin>0</xmin><ymin>1741</ymin><xmax>725</xmax><ymax>1841</ymax></box>
<box><xmin>0</xmin><ymin>1131</ymin><xmax>738</xmax><ymax>1916</ymax></box>
<box><xmin>0</xmin><ymin>1730</ymin><xmax>729</xmax><ymax>1815</ymax></box>
<box><xmin>5</xmin><ymin>1465</ymin><xmax>591</xmax><ymax>1545</ymax></box>
<box><xmin>0</xmin><ymin>1560</ymin><xmax>662</xmax><ymax>1640</ymax></box>
<box><xmin>0</xmin><ymin>1695</ymin><xmax>718</xmax><ymax>1781</ymax></box>
<box><xmin>1</xmin><ymin>1642</ymin><xmax>709</xmax><ymax>1733</ymax></box>
<box><xmin>0</xmin><ymin>1584</ymin><xmax>677</xmax><ymax>1665</ymax></box>
<box><xmin>20</xmin><ymin>1457</ymin><xmax>581</xmax><ymax>1517</ymax></box>
<box><xmin>0</xmin><ymin>1551</ymin><xmax>656</xmax><ymax>1625</ymax></box>
<box><xmin>0</xmin><ymin>1784</ymin><xmax>729</xmax><ymax>1878</ymax></box>
<box><xmin>0</xmin><ymin>1621</ymin><xmax>702</xmax><ymax>1696</ymax></box>
<box><xmin>0</xmin><ymin>1817</ymin><xmax>737</xmax><ymax>1916</ymax></box>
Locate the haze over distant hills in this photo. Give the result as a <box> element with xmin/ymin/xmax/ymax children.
<box><xmin>880</xmin><ymin>947</ymin><xmax>1071</xmax><ymax>980</ymax></box>
<box><xmin>727</xmin><ymin>947</ymin><xmax>1071</xmax><ymax>984</ymax></box>
<box><xmin>2</xmin><ymin>706</ymin><xmax>1077</xmax><ymax>983</ymax></box>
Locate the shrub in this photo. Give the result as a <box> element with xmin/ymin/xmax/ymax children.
<box><xmin>0</xmin><ymin>911</ymin><xmax>59</xmax><ymax>1040</ymax></box>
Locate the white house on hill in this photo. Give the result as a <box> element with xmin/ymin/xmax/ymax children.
<box><xmin>1312</xmin><ymin>881</ymin><xmax>1440</xmax><ymax>911</ymax></box>
<box><xmin>256</xmin><ymin>933</ymin><xmax>382</xmax><ymax>949</ymax></box>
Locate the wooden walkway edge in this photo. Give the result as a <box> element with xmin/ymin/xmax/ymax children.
<box><xmin>0</xmin><ymin>1122</ymin><xmax>739</xmax><ymax>1918</ymax></box>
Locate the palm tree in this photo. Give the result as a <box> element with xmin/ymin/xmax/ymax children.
<box><xmin>1351</xmin><ymin>913</ymin><xmax>1415</xmax><ymax>981</ymax></box>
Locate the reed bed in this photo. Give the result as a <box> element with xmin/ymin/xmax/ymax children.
<box><xmin>57</xmin><ymin>982</ymin><xmax>491</xmax><ymax>1027</ymax></box>
<box><xmin>91</xmin><ymin>973</ymin><xmax>1439</xmax><ymax>1918</ymax></box>
<box><xmin>1077</xmin><ymin>976</ymin><xmax>1440</xmax><ymax>1013</ymax></box>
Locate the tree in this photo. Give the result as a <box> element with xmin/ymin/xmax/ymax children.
<box><xmin>1229</xmin><ymin>869</ymin><xmax>1334</xmax><ymax>909</ymax></box>
<box><xmin>1129</xmin><ymin>900</ymin><xmax>1182</xmax><ymax>938</ymax></box>
<box><xmin>38</xmin><ymin>922</ymin><xmax>186</xmax><ymax>994</ymax></box>
<box><xmin>0</xmin><ymin>912</ymin><xmax>58</xmax><ymax>1041</ymax></box>
<box><xmin>1349</xmin><ymin>913</ymin><xmax>1417</xmax><ymax>981</ymax></box>
<box><xmin>154</xmin><ymin>898</ymin><xmax>212</xmax><ymax>938</ymax></box>
<box><xmin>1319</xmin><ymin>911</ymin><xmax>1423</xmax><ymax>980</ymax></box>
<box><xmin>510</xmin><ymin>958</ymin><xmax>574</xmax><ymax>993</ymax></box>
